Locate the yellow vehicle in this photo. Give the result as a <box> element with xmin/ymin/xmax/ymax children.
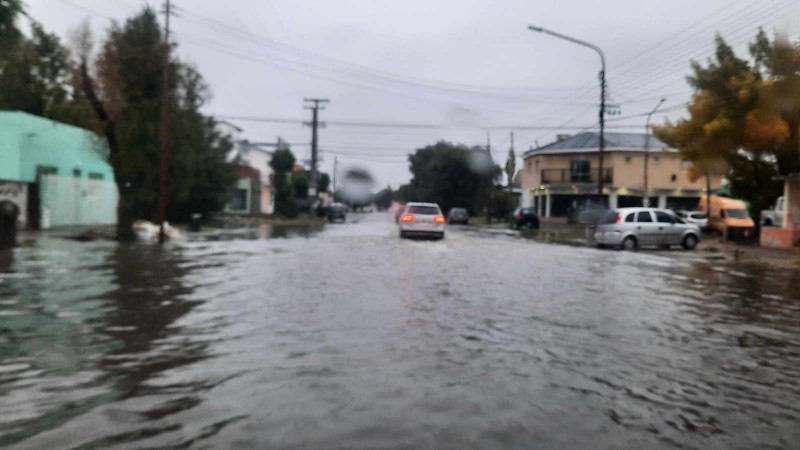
<box><xmin>697</xmin><ymin>195</ymin><xmax>756</xmax><ymax>241</ymax></box>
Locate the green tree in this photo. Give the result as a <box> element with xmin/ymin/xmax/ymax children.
<box><xmin>78</xmin><ymin>8</ymin><xmax>235</xmax><ymax>238</ymax></box>
<box><xmin>318</xmin><ymin>172</ymin><xmax>331</xmax><ymax>193</ymax></box>
<box><xmin>373</xmin><ymin>186</ymin><xmax>393</xmax><ymax>210</ymax></box>
<box><xmin>291</xmin><ymin>171</ymin><xmax>309</xmax><ymax>199</ymax></box>
<box><xmin>403</xmin><ymin>141</ymin><xmax>500</xmax><ymax>214</ymax></box>
<box><xmin>269</xmin><ymin>147</ymin><xmax>297</xmax><ymax>217</ymax></box>
<box><xmin>505</xmin><ymin>146</ymin><xmax>516</xmax><ymax>188</ymax></box>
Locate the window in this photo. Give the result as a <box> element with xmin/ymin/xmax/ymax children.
<box><xmin>636</xmin><ymin>211</ymin><xmax>653</xmax><ymax>222</ymax></box>
<box><xmin>89</xmin><ymin>173</ymin><xmax>104</xmax><ymax>180</ymax></box>
<box><xmin>625</xmin><ymin>155</ymin><xmax>632</xmax><ymax>163</ymax></box>
<box><xmin>655</xmin><ymin>211</ymin><xmax>674</xmax><ymax>223</ymax></box>
<box><xmin>625</xmin><ymin>213</ymin><xmax>635</xmax><ymax>223</ymax></box>
<box><xmin>407</xmin><ymin>205</ymin><xmax>441</xmax><ymax>215</ymax></box>
<box><xmin>36</xmin><ymin>165</ymin><xmax>57</xmax><ymax>176</ymax></box>
<box><xmin>569</xmin><ymin>160</ymin><xmax>590</xmax><ymax>182</ymax></box>
<box><xmin>670</xmin><ymin>174</ymin><xmax>677</xmax><ymax>181</ymax></box>
<box><xmin>227</xmin><ymin>189</ymin><xmax>248</xmax><ymax>211</ymax></box>
<box><xmin>725</xmin><ymin>209</ymin><xmax>750</xmax><ymax>219</ymax></box>
<box><xmin>72</xmin><ymin>169</ymin><xmax>82</xmax><ymax>178</ymax></box>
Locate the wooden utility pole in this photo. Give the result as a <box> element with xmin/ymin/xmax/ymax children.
<box><xmin>303</xmin><ymin>98</ymin><xmax>329</xmax><ymax>209</ymax></box>
<box><xmin>158</xmin><ymin>0</ymin><xmax>173</xmax><ymax>243</ymax></box>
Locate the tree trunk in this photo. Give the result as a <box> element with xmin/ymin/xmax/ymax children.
<box><xmin>116</xmin><ymin>186</ymin><xmax>137</xmax><ymax>241</ymax></box>
<box><xmin>79</xmin><ymin>59</ymin><xmax>132</xmax><ymax>241</ymax></box>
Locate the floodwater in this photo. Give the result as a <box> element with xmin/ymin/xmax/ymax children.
<box><xmin>1</xmin><ymin>213</ymin><xmax>799</xmax><ymax>449</ymax></box>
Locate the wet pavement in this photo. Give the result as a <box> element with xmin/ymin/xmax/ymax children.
<box><xmin>1</xmin><ymin>213</ymin><xmax>799</xmax><ymax>449</ymax></box>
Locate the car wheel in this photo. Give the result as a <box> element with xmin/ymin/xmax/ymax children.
<box><xmin>621</xmin><ymin>236</ymin><xmax>638</xmax><ymax>251</ymax></box>
<box><xmin>682</xmin><ymin>234</ymin><xmax>698</xmax><ymax>250</ymax></box>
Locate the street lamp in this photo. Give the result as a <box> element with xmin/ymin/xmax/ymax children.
<box><xmin>527</xmin><ymin>25</ymin><xmax>607</xmax><ymax>202</ymax></box>
<box><xmin>643</xmin><ymin>98</ymin><xmax>666</xmax><ymax>207</ymax></box>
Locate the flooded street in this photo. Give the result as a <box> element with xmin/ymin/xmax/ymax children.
<box><xmin>1</xmin><ymin>213</ymin><xmax>800</xmax><ymax>449</ymax></box>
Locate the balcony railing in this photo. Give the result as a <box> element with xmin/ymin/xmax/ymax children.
<box><xmin>540</xmin><ymin>168</ymin><xmax>613</xmax><ymax>184</ymax></box>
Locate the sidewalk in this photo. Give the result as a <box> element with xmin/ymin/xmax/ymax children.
<box><xmin>474</xmin><ymin>221</ymin><xmax>800</xmax><ymax>267</ymax></box>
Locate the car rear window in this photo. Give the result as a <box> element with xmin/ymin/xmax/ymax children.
<box><xmin>407</xmin><ymin>205</ymin><xmax>440</xmax><ymax>215</ymax></box>
<box><xmin>636</xmin><ymin>211</ymin><xmax>653</xmax><ymax>222</ymax></box>
<box><xmin>451</xmin><ymin>208</ymin><xmax>466</xmax><ymax>214</ymax></box>
<box><xmin>625</xmin><ymin>213</ymin><xmax>635</xmax><ymax>222</ymax></box>
<box><xmin>599</xmin><ymin>210</ymin><xmax>618</xmax><ymax>224</ymax></box>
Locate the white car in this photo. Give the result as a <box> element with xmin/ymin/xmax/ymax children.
<box><xmin>677</xmin><ymin>210</ymin><xmax>709</xmax><ymax>230</ymax></box>
<box><xmin>398</xmin><ymin>202</ymin><xmax>446</xmax><ymax>240</ymax></box>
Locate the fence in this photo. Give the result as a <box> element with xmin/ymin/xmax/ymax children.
<box><xmin>39</xmin><ymin>175</ymin><xmax>118</xmax><ymax>228</ymax></box>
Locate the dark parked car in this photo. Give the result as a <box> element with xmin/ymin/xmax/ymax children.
<box><xmin>509</xmin><ymin>207</ymin><xmax>540</xmax><ymax>230</ymax></box>
<box><xmin>327</xmin><ymin>204</ymin><xmax>347</xmax><ymax>222</ymax></box>
<box><xmin>447</xmin><ymin>207</ymin><xmax>469</xmax><ymax>224</ymax></box>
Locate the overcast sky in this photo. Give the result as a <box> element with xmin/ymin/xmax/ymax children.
<box><xmin>26</xmin><ymin>0</ymin><xmax>800</xmax><ymax>188</ymax></box>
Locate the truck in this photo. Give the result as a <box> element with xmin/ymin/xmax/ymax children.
<box><xmin>760</xmin><ymin>196</ymin><xmax>784</xmax><ymax>227</ymax></box>
<box><xmin>698</xmin><ymin>195</ymin><xmax>756</xmax><ymax>241</ymax></box>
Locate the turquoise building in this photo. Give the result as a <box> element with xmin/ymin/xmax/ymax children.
<box><xmin>0</xmin><ymin>111</ymin><xmax>118</xmax><ymax>228</ymax></box>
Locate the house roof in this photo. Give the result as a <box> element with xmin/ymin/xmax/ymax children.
<box><xmin>523</xmin><ymin>132</ymin><xmax>671</xmax><ymax>158</ymax></box>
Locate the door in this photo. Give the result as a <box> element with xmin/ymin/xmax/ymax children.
<box><xmin>634</xmin><ymin>210</ymin><xmax>659</xmax><ymax>246</ymax></box>
<box><xmin>654</xmin><ymin>210</ymin><xmax>681</xmax><ymax>245</ymax></box>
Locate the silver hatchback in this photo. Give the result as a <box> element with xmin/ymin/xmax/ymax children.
<box><xmin>594</xmin><ymin>207</ymin><xmax>701</xmax><ymax>250</ymax></box>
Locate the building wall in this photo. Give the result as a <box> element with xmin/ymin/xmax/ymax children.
<box><xmin>0</xmin><ymin>119</ymin><xmax>21</xmax><ymax>181</ymax></box>
<box><xmin>39</xmin><ymin>175</ymin><xmax>118</xmax><ymax>228</ymax></box>
<box><xmin>520</xmin><ymin>151</ymin><xmax>721</xmax><ymax>193</ymax></box>
<box><xmin>0</xmin><ymin>180</ymin><xmax>27</xmax><ymax>228</ymax></box>
<box><xmin>0</xmin><ymin>111</ymin><xmax>115</xmax><ymax>183</ymax></box>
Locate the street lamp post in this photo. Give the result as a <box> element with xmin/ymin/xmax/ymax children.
<box><xmin>528</xmin><ymin>26</ymin><xmax>606</xmax><ymax>202</ymax></box>
<box><xmin>643</xmin><ymin>98</ymin><xmax>666</xmax><ymax>207</ymax></box>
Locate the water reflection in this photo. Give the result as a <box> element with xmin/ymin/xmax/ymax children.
<box><xmin>0</xmin><ymin>239</ymin><xmax>205</xmax><ymax>447</ymax></box>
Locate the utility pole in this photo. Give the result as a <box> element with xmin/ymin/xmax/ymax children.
<box><xmin>528</xmin><ymin>26</ymin><xmax>607</xmax><ymax>202</ymax></box>
<box><xmin>643</xmin><ymin>98</ymin><xmax>666</xmax><ymax>207</ymax></box>
<box><xmin>332</xmin><ymin>156</ymin><xmax>339</xmax><ymax>199</ymax></box>
<box><xmin>158</xmin><ymin>0</ymin><xmax>174</xmax><ymax>243</ymax></box>
<box><xmin>485</xmin><ymin>130</ymin><xmax>492</xmax><ymax>225</ymax></box>
<box><xmin>303</xmin><ymin>98</ymin><xmax>329</xmax><ymax>209</ymax></box>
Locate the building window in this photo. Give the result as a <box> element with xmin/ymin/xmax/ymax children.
<box><xmin>36</xmin><ymin>165</ymin><xmax>57</xmax><ymax>177</ymax></box>
<box><xmin>89</xmin><ymin>173</ymin><xmax>104</xmax><ymax>180</ymax></box>
<box><xmin>671</xmin><ymin>174</ymin><xmax>677</xmax><ymax>182</ymax></box>
<box><xmin>535</xmin><ymin>159</ymin><xmax>540</xmax><ymax>168</ymax></box>
<box><xmin>625</xmin><ymin>155</ymin><xmax>632</xmax><ymax>163</ymax></box>
<box><xmin>569</xmin><ymin>160</ymin><xmax>590</xmax><ymax>182</ymax></box>
<box><xmin>73</xmin><ymin>169</ymin><xmax>82</xmax><ymax>178</ymax></box>
<box><xmin>227</xmin><ymin>189</ymin><xmax>248</xmax><ymax>211</ymax></box>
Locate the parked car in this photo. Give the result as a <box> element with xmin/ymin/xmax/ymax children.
<box><xmin>398</xmin><ymin>202</ymin><xmax>446</xmax><ymax>239</ymax></box>
<box><xmin>594</xmin><ymin>207</ymin><xmax>701</xmax><ymax>251</ymax></box>
<box><xmin>508</xmin><ymin>207</ymin><xmax>540</xmax><ymax>230</ymax></box>
<box><xmin>698</xmin><ymin>195</ymin><xmax>756</xmax><ymax>241</ymax></box>
<box><xmin>447</xmin><ymin>207</ymin><xmax>469</xmax><ymax>224</ymax></box>
<box><xmin>327</xmin><ymin>203</ymin><xmax>347</xmax><ymax>222</ymax></box>
<box><xmin>676</xmin><ymin>210</ymin><xmax>709</xmax><ymax>229</ymax></box>
<box><xmin>760</xmin><ymin>196</ymin><xmax>784</xmax><ymax>227</ymax></box>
